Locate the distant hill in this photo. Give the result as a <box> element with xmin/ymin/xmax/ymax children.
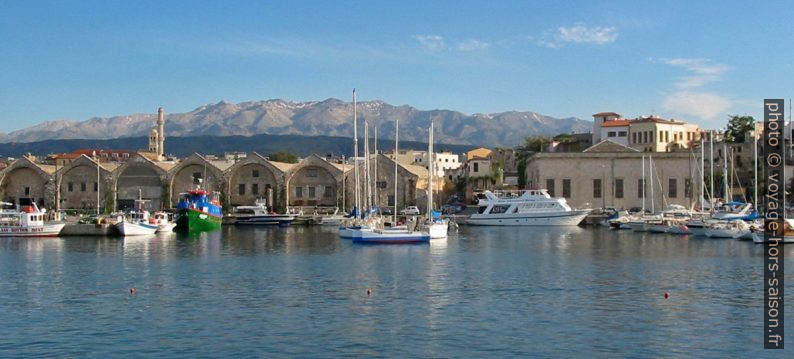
<box><xmin>0</xmin><ymin>133</ymin><xmax>480</xmax><ymax>159</ymax></box>
<box><xmin>0</xmin><ymin>98</ymin><xmax>591</xmax><ymax>148</ymax></box>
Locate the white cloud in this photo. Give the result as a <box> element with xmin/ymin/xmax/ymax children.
<box><xmin>534</xmin><ymin>25</ymin><xmax>618</xmax><ymax>48</ymax></box>
<box><xmin>458</xmin><ymin>39</ymin><xmax>489</xmax><ymax>51</ymax></box>
<box><xmin>662</xmin><ymin>92</ymin><xmax>731</xmax><ymax>120</ymax></box>
<box><xmin>655</xmin><ymin>58</ymin><xmax>731</xmax><ymax>89</ymax></box>
<box><xmin>557</xmin><ymin>25</ymin><xmax>618</xmax><ymax>45</ymax></box>
<box><xmin>415</xmin><ymin>35</ymin><xmax>445</xmax><ymax>52</ymax></box>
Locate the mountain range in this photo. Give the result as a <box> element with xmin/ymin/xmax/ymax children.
<box><xmin>0</xmin><ymin>99</ymin><xmax>591</xmax><ymax>148</ymax></box>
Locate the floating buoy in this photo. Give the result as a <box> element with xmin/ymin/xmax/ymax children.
<box><xmin>664</xmin><ymin>292</ymin><xmax>670</xmax><ymax>299</ymax></box>
<box><xmin>130</xmin><ymin>287</ymin><xmax>137</xmax><ymax>295</ymax></box>
<box><xmin>367</xmin><ymin>288</ymin><xmax>372</xmax><ymax>296</ymax></box>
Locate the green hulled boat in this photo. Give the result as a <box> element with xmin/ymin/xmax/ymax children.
<box><xmin>175</xmin><ymin>189</ymin><xmax>222</xmax><ymax>232</ymax></box>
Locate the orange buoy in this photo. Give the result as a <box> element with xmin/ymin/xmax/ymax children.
<box><xmin>367</xmin><ymin>288</ymin><xmax>372</xmax><ymax>296</ymax></box>
<box><xmin>664</xmin><ymin>292</ymin><xmax>670</xmax><ymax>299</ymax></box>
<box><xmin>130</xmin><ymin>287</ymin><xmax>137</xmax><ymax>295</ymax></box>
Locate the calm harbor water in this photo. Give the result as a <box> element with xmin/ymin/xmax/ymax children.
<box><xmin>0</xmin><ymin>226</ymin><xmax>792</xmax><ymax>357</ymax></box>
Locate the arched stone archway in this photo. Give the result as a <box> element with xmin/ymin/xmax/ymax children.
<box><xmin>168</xmin><ymin>154</ymin><xmax>224</xmax><ymax>207</ymax></box>
<box><xmin>285</xmin><ymin>154</ymin><xmax>342</xmax><ymax>207</ymax></box>
<box><xmin>226</xmin><ymin>153</ymin><xmax>283</xmax><ymax>208</ymax></box>
<box><xmin>58</xmin><ymin>155</ymin><xmax>113</xmax><ymax>211</ymax></box>
<box><xmin>0</xmin><ymin>157</ymin><xmax>53</xmax><ymax>207</ymax></box>
<box><xmin>114</xmin><ymin>155</ymin><xmax>167</xmax><ymax>211</ymax></box>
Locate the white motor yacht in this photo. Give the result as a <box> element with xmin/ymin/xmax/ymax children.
<box><xmin>466</xmin><ymin>190</ymin><xmax>590</xmax><ymax>226</ymax></box>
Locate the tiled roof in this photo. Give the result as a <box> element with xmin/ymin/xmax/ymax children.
<box><xmin>593</xmin><ymin>112</ymin><xmax>621</xmax><ymax>117</ymax></box>
<box><xmin>600</xmin><ymin>120</ymin><xmax>631</xmax><ymax>127</ymax></box>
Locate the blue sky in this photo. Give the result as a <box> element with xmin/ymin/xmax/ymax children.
<box><xmin>1</xmin><ymin>0</ymin><xmax>792</xmax><ymax>132</ymax></box>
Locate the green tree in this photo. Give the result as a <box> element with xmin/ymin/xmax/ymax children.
<box><xmin>267</xmin><ymin>151</ymin><xmax>299</xmax><ymax>163</ymax></box>
<box><xmin>523</xmin><ymin>135</ymin><xmax>551</xmax><ymax>152</ymax></box>
<box><xmin>725</xmin><ymin>115</ymin><xmax>755</xmax><ymax>142</ymax></box>
<box><xmin>517</xmin><ymin>157</ymin><xmax>527</xmax><ymax>189</ymax></box>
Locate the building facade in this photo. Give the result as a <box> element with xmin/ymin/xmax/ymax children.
<box><xmin>525</xmin><ymin>141</ymin><xmax>702</xmax><ymax>210</ymax></box>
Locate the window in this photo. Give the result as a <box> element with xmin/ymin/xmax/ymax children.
<box><xmin>736</xmin><ymin>155</ymin><xmax>742</xmax><ymax>168</ymax></box>
<box><xmin>684</xmin><ymin>179</ymin><xmax>692</xmax><ymax>198</ymax></box>
<box><xmin>562</xmin><ymin>179</ymin><xmax>571</xmax><ymax>198</ymax></box>
<box><xmin>473</xmin><ymin>163</ymin><xmax>479</xmax><ymax>172</ymax></box>
<box><xmin>668</xmin><ymin>178</ymin><xmax>677</xmax><ymax>198</ymax></box>
<box><xmin>295</xmin><ymin>187</ymin><xmax>303</xmax><ymax>198</ymax></box>
<box><xmin>68</xmin><ymin>182</ymin><xmax>74</xmax><ymax>192</ymax></box>
<box><xmin>24</xmin><ymin>187</ymin><xmax>30</xmax><ymax>196</ymax></box>
<box><xmin>593</xmin><ymin>179</ymin><xmax>602</xmax><ymax>198</ymax></box>
<box><xmin>618</xmin><ymin>131</ymin><xmax>627</xmax><ymax>137</ymax></box>
<box><xmin>608</xmin><ymin>131</ymin><xmax>617</xmax><ymax>137</ymax></box>
<box><xmin>546</xmin><ymin>179</ymin><xmax>555</xmax><ymax>197</ymax></box>
<box><xmin>94</xmin><ymin>182</ymin><xmax>98</xmax><ymax>192</ymax></box>
<box><xmin>632</xmin><ymin>133</ymin><xmax>637</xmax><ymax>144</ymax></box>
<box><xmin>388</xmin><ymin>195</ymin><xmax>395</xmax><ymax>206</ymax></box>
<box><xmin>377</xmin><ymin>181</ymin><xmax>387</xmax><ymax>189</ymax></box>
<box><xmin>324</xmin><ymin>186</ymin><xmax>334</xmax><ymax>198</ymax></box>
<box><xmin>665</xmin><ymin>131</ymin><xmax>670</xmax><ymax>142</ymax></box>
<box><xmin>81</xmin><ymin>182</ymin><xmax>86</xmax><ymax>192</ymax></box>
<box><xmin>638</xmin><ymin>179</ymin><xmax>645</xmax><ymax>198</ymax></box>
<box><xmin>252</xmin><ymin>183</ymin><xmax>259</xmax><ymax>195</ymax></box>
<box><xmin>253</xmin><ymin>169</ymin><xmax>260</xmax><ymax>178</ymax></box>
<box><xmin>615</xmin><ymin>178</ymin><xmax>624</xmax><ymax>199</ymax></box>
<box><xmin>308</xmin><ymin>186</ymin><xmax>316</xmax><ymax>198</ymax></box>
<box><xmin>659</xmin><ymin>131</ymin><xmax>663</xmax><ymax>142</ymax></box>
<box><xmin>238</xmin><ymin>184</ymin><xmax>245</xmax><ymax>195</ymax></box>
<box><xmin>643</xmin><ymin>132</ymin><xmax>648</xmax><ymax>143</ymax></box>
<box><xmin>307</xmin><ymin>169</ymin><xmax>318</xmax><ymax>177</ymax></box>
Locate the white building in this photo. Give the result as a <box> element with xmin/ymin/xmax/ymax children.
<box><xmin>412</xmin><ymin>150</ymin><xmax>462</xmax><ymax>177</ymax></box>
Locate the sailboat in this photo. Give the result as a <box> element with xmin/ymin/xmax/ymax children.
<box><xmin>417</xmin><ymin>120</ymin><xmax>449</xmax><ymax>239</ymax></box>
<box><xmin>353</xmin><ymin>115</ymin><xmax>429</xmax><ymax>244</ymax></box>
<box><xmin>339</xmin><ymin>89</ymin><xmax>374</xmax><ymax>239</ymax></box>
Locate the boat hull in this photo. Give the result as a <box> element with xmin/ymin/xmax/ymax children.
<box><xmin>176</xmin><ymin>208</ymin><xmax>222</xmax><ymax>232</ymax></box>
<box><xmin>426</xmin><ymin>222</ymin><xmax>448</xmax><ymax>239</ymax></box>
<box><xmin>353</xmin><ymin>229</ymin><xmax>430</xmax><ymax>244</ymax></box>
<box><xmin>466</xmin><ymin>210</ymin><xmax>589</xmax><ymax>226</ymax></box>
<box><xmin>117</xmin><ymin>221</ymin><xmax>158</xmax><ymax>236</ymax></box>
<box><xmin>233</xmin><ymin>215</ymin><xmax>295</xmax><ymax>226</ymax></box>
<box><xmin>0</xmin><ymin>223</ymin><xmax>65</xmax><ymax>237</ymax></box>
<box><xmin>752</xmin><ymin>232</ymin><xmax>794</xmax><ymax>243</ymax></box>
<box><xmin>704</xmin><ymin>228</ymin><xmax>741</xmax><ymax>239</ymax></box>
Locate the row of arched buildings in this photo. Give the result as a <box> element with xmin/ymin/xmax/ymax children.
<box><xmin>0</xmin><ymin>152</ymin><xmax>428</xmax><ymax>213</ymax></box>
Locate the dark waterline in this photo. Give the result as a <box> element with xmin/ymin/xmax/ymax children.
<box><xmin>0</xmin><ymin>226</ymin><xmax>791</xmax><ymax>357</ymax></box>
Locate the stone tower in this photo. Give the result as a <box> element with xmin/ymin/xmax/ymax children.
<box><xmin>157</xmin><ymin>107</ymin><xmax>165</xmax><ymax>160</ymax></box>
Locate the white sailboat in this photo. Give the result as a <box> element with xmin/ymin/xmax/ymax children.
<box><xmin>418</xmin><ymin>120</ymin><xmax>448</xmax><ymax>238</ymax></box>
<box><xmin>116</xmin><ymin>195</ymin><xmax>158</xmax><ymax>236</ymax></box>
<box><xmin>353</xmin><ymin>114</ymin><xmax>429</xmax><ymax>243</ymax></box>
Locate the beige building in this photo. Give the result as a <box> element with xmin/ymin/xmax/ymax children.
<box><xmin>224</xmin><ymin>153</ymin><xmax>292</xmax><ymax>209</ymax></box>
<box><xmin>525</xmin><ymin>140</ymin><xmax>702</xmax><ymax>210</ymax></box>
<box><xmin>0</xmin><ymin>156</ymin><xmax>55</xmax><ymax>208</ymax></box>
<box><xmin>628</xmin><ymin>116</ymin><xmax>702</xmax><ymax>152</ymax></box>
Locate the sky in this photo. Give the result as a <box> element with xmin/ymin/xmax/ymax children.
<box><xmin>1</xmin><ymin>0</ymin><xmax>792</xmax><ymax>132</ymax></box>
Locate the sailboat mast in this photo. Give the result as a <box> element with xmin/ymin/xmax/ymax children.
<box><xmin>353</xmin><ymin>89</ymin><xmax>360</xmax><ymax>218</ymax></box>
<box><xmin>427</xmin><ymin>121</ymin><xmax>434</xmax><ymax>222</ymax></box>
<box><xmin>341</xmin><ymin>155</ymin><xmax>346</xmax><ymax>212</ymax></box>
<box><xmin>700</xmin><ymin>136</ymin><xmax>705</xmax><ymax>210</ymax></box>
<box><xmin>394</xmin><ymin>118</ymin><xmax>399</xmax><ymax>223</ymax></box>
<box><xmin>723</xmin><ymin>141</ymin><xmax>729</xmax><ymax>203</ymax></box>
<box><xmin>364</xmin><ymin>121</ymin><xmax>370</xmax><ymax>213</ymax></box>
<box><xmin>709</xmin><ymin>130</ymin><xmax>714</xmax><ymax>212</ymax></box>
<box><xmin>650</xmin><ymin>155</ymin><xmax>655</xmax><ymax>213</ymax></box>
<box><xmin>374</xmin><ymin>126</ymin><xmax>378</xmax><ymax>209</ymax></box>
<box><xmin>754</xmin><ymin>125</ymin><xmax>758</xmax><ymax>210</ymax></box>
<box><xmin>641</xmin><ymin>155</ymin><xmax>645</xmax><ymax>212</ymax></box>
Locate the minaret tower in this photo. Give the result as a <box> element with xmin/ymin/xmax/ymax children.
<box><xmin>157</xmin><ymin>107</ymin><xmax>165</xmax><ymax>160</ymax></box>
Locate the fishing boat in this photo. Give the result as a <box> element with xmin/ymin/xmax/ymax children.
<box><xmin>116</xmin><ymin>210</ymin><xmax>158</xmax><ymax>236</ymax></box>
<box><xmin>231</xmin><ymin>198</ymin><xmax>295</xmax><ymax>226</ymax></box>
<box><xmin>175</xmin><ymin>188</ymin><xmax>222</xmax><ymax>232</ymax></box>
<box><xmin>151</xmin><ymin>211</ymin><xmax>176</xmax><ymax>233</ymax></box>
<box><xmin>0</xmin><ymin>202</ymin><xmax>64</xmax><ymax>237</ymax></box>
<box><xmin>467</xmin><ymin>189</ymin><xmax>590</xmax><ymax>226</ymax></box>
